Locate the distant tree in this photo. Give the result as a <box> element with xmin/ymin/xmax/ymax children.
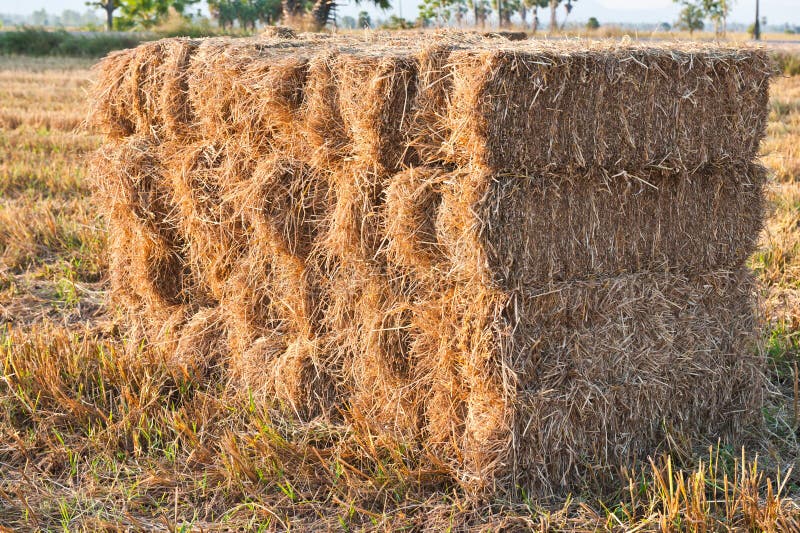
<box><xmin>493</xmin><ymin>0</ymin><xmax>518</xmax><ymax>27</ymax></box>
<box><xmin>548</xmin><ymin>0</ymin><xmax>557</xmax><ymax>30</ymax></box>
<box><xmin>522</xmin><ymin>0</ymin><xmax>546</xmax><ymax>31</ymax></box>
<box><xmin>703</xmin><ymin>0</ymin><xmax>733</xmax><ymax>36</ymax></box>
<box><xmin>586</xmin><ymin>16</ymin><xmax>598</xmax><ymax>29</ymax></box>
<box><xmin>381</xmin><ymin>14</ymin><xmax>413</xmax><ymax>28</ymax></box>
<box><xmin>114</xmin><ymin>0</ymin><xmax>200</xmax><ymax>29</ymax></box>
<box><xmin>208</xmin><ymin>0</ymin><xmax>280</xmax><ymax>30</ymax></box>
<box><xmin>419</xmin><ymin>0</ymin><xmax>450</xmax><ymax>26</ymax></box>
<box><xmin>85</xmin><ymin>0</ymin><xmax>119</xmax><ymax>30</ymax></box>
<box><xmin>61</xmin><ymin>9</ymin><xmax>83</xmax><ymax>26</ymax></box>
<box><xmin>559</xmin><ymin>0</ymin><xmax>575</xmax><ymax>29</ymax></box>
<box><xmin>452</xmin><ymin>0</ymin><xmax>468</xmax><ymax>26</ymax></box>
<box><xmin>357</xmin><ymin>9</ymin><xmax>371</xmax><ymax>27</ymax></box>
<box><xmin>658</xmin><ymin>21</ymin><xmax>671</xmax><ymax>31</ymax></box>
<box><xmin>468</xmin><ymin>0</ymin><xmax>491</xmax><ymax>27</ymax></box>
<box><xmin>674</xmin><ymin>0</ymin><xmax>704</xmax><ymax>34</ymax></box>
<box><xmin>308</xmin><ymin>0</ymin><xmax>389</xmax><ymax>30</ymax></box>
<box><xmin>31</xmin><ymin>9</ymin><xmax>49</xmax><ymax>26</ymax></box>
<box><xmin>340</xmin><ymin>14</ymin><xmax>356</xmax><ymax>28</ymax></box>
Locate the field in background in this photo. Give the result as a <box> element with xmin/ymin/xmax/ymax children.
<box><xmin>2</xmin><ymin>54</ymin><xmax>800</xmax><ymax>529</ymax></box>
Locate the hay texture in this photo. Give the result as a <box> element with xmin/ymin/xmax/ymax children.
<box><xmin>89</xmin><ymin>35</ymin><xmax>771</xmax><ymax>498</ymax></box>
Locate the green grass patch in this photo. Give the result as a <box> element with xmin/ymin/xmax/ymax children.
<box><xmin>0</xmin><ymin>28</ymin><xmax>142</xmax><ymax>57</ymax></box>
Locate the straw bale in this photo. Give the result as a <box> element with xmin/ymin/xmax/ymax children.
<box><xmin>88</xmin><ymin>36</ymin><xmax>769</xmax><ymax>500</ymax></box>
<box><xmin>159</xmin><ymin>38</ymin><xmax>200</xmax><ymax>139</ymax></box>
<box><xmin>344</xmin><ymin>276</ymin><xmax>419</xmax><ymax>438</ymax></box>
<box><xmin>172</xmin><ymin>306</ymin><xmax>227</xmax><ymax>379</ymax></box>
<box><xmin>321</xmin><ymin>162</ymin><xmax>386</xmax><ymax>267</ymax></box>
<box><xmin>164</xmin><ymin>140</ymin><xmax>249</xmax><ymax>300</ymax></box>
<box><xmin>334</xmin><ymin>52</ymin><xmax>418</xmax><ymax>170</ymax></box>
<box><xmin>88</xmin><ymin>48</ymin><xmax>137</xmax><ymax>137</ymax></box>
<box><xmin>126</xmin><ymin>40</ymin><xmax>170</xmax><ymax>133</ymax></box>
<box><xmin>407</xmin><ymin>44</ymin><xmax>454</xmax><ymax>164</ymax></box>
<box><xmin>222</xmin><ymin>241</ymin><xmax>318</xmax><ymax>354</ymax></box>
<box><xmin>234</xmin><ymin>334</ymin><xmax>335</xmax><ymax>419</ymax></box>
<box><xmin>482</xmin><ymin>31</ymin><xmax>527</xmax><ymax>41</ymax></box>
<box><xmin>383</xmin><ymin>166</ymin><xmax>447</xmax><ymax>281</ymax></box>
<box><xmin>261</xmin><ymin>25</ymin><xmax>298</xmax><ymax>39</ymax></box>
<box><xmin>187</xmin><ymin>39</ymin><xmax>311</xmax><ymax>152</ymax></box>
<box><xmin>91</xmin><ymin>137</ymin><xmax>198</xmax><ymax>313</ymax></box>
<box><xmin>504</xmin><ymin>269</ymin><xmax>762</xmax><ymax>496</ymax></box>
<box><xmin>446</xmin><ymin>44</ymin><xmax>772</xmax><ymax>173</ymax></box>
<box><xmin>302</xmin><ymin>52</ymin><xmax>350</xmax><ymax>168</ymax></box>
<box><xmin>438</xmin><ymin>163</ymin><xmax>767</xmax><ymax>288</ymax></box>
<box><xmin>224</xmin><ymin>156</ymin><xmax>327</xmax><ymax>261</ymax></box>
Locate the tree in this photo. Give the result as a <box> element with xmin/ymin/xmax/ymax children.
<box><xmin>453</xmin><ymin>0</ymin><xmax>468</xmax><ymax>26</ymax></box>
<box><xmin>522</xmin><ymin>0</ymin><xmax>547</xmax><ymax>32</ymax></box>
<box><xmin>753</xmin><ymin>0</ymin><xmax>760</xmax><ymax>40</ymax></box>
<box><xmin>31</xmin><ymin>9</ymin><xmax>48</xmax><ymax>26</ymax></box>
<box><xmin>381</xmin><ymin>14</ymin><xmax>413</xmax><ymax>28</ymax></box>
<box><xmin>586</xmin><ymin>16</ymin><xmax>599</xmax><ymax>29</ymax></box>
<box><xmin>340</xmin><ymin>14</ymin><xmax>356</xmax><ymax>28</ymax></box>
<box><xmin>86</xmin><ymin>0</ymin><xmax>197</xmax><ymax>30</ymax></box>
<box><xmin>418</xmin><ymin>0</ymin><xmax>451</xmax><ymax>27</ymax></box>
<box><xmin>357</xmin><ymin>10</ymin><xmax>371</xmax><ymax>27</ymax></box>
<box><xmin>85</xmin><ymin>0</ymin><xmax>118</xmax><ymax>30</ymax></box>
<box><xmin>207</xmin><ymin>0</ymin><xmax>281</xmax><ymax>30</ymax></box>
<box><xmin>559</xmin><ymin>0</ymin><xmax>575</xmax><ymax>29</ymax></box>
<box><xmin>281</xmin><ymin>0</ymin><xmax>304</xmax><ymax>26</ymax></box>
<box><xmin>468</xmin><ymin>0</ymin><xmax>491</xmax><ymax>27</ymax></box>
<box><xmin>674</xmin><ymin>0</ymin><xmax>704</xmax><ymax>34</ymax></box>
<box><xmin>703</xmin><ymin>0</ymin><xmax>733</xmax><ymax>36</ymax></box>
<box><xmin>308</xmin><ymin>0</ymin><xmax>389</xmax><ymax>31</ymax></box>
<box><xmin>493</xmin><ymin>0</ymin><xmax>518</xmax><ymax>28</ymax></box>
<box><xmin>114</xmin><ymin>0</ymin><xmax>200</xmax><ymax>29</ymax></box>
<box><xmin>61</xmin><ymin>9</ymin><xmax>83</xmax><ymax>27</ymax></box>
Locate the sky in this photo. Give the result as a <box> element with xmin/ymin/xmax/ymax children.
<box><xmin>1</xmin><ymin>0</ymin><xmax>798</xmax><ymax>26</ymax></box>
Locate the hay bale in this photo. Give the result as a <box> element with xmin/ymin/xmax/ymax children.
<box><xmin>159</xmin><ymin>38</ymin><xmax>200</xmax><ymax>139</ymax></box>
<box><xmin>88</xmin><ymin>48</ymin><xmax>137</xmax><ymax>137</ymax></box>
<box><xmin>383</xmin><ymin>166</ymin><xmax>447</xmax><ymax>281</ymax></box>
<box><xmin>334</xmin><ymin>52</ymin><xmax>419</xmax><ymax>170</ymax></box>
<box><xmin>88</xmin><ymin>37</ymin><xmax>770</xmax><ymax>500</ymax></box>
<box><xmin>91</xmin><ymin>136</ymin><xmax>199</xmax><ymax>314</ymax></box>
<box><xmin>187</xmin><ymin>38</ymin><xmax>312</xmax><ymax>152</ymax></box>
<box><xmin>164</xmin><ymin>140</ymin><xmax>249</xmax><ymax>300</ymax></box>
<box><xmin>446</xmin><ymin>44</ymin><xmax>772</xmax><ymax>173</ymax></box>
<box><xmin>506</xmin><ymin>269</ymin><xmax>762</xmax><ymax>496</ymax></box>
<box><xmin>437</xmin><ymin>163</ymin><xmax>767</xmax><ymax>287</ymax></box>
<box><xmin>173</xmin><ymin>307</ymin><xmax>227</xmax><ymax>379</ymax></box>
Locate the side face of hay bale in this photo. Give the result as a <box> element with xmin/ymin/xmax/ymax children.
<box><xmin>446</xmin><ymin>48</ymin><xmax>772</xmax><ymax>173</ymax></box>
<box><xmin>506</xmin><ymin>269</ymin><xmax>762</xmax><ymax>497</ymax></box>
<box><xmin>475</xmin><ymin>163</ymin><xmax>766</xmax><ymax>288</ymax></box>
<box><xmin>334</xmin><ymin>53</ymin><xmax>419</xmax><ymax>170</ymax></box>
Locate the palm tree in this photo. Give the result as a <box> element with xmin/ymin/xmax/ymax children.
<box><xmin>307</xmin><ymin>0</ymin><xmax>390</xmax><ymax>30</ymax></box>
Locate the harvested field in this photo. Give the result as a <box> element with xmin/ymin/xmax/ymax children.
<box><xmin>2</xmin><ymin>46</ymin><xmax>800</xmax><ymax>530</ymax></box>
<box><xmin>89</xmin><ymin>35</ymin><xmax>771</xmax><ymax>499</ymax></box>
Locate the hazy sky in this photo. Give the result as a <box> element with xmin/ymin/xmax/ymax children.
<box><xmin>1</xmin><ymin>0</ymin><xmax>798</xmax><ymax>26</ymax></box>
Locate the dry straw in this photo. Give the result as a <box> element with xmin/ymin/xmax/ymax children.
<box><xmin>89</xmin><ymin>34</ymin><xmax>771</xmax><ymax>498</ymax></box>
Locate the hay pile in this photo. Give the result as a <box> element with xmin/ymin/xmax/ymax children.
<box><xmin>89</xmin><ymin>34</ymin><xmax>772</xmax><ymax>497</ymax></box>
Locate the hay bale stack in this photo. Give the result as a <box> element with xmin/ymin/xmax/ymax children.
<box><xmin>89</xmin><ymin>35</ymin><xmax>771</xmax><ymax>498</ymax></box>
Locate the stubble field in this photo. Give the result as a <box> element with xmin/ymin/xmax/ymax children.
<box><xmin>1</xmin><ymin>54</ymin><xmax>800</xmax><ymax>530</ymax></box>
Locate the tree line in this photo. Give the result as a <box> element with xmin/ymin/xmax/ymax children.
<box><xmin>673</xmin><ymin>0</ymin><xmax>733</xmax><ymax>35</ymax></box>
<box><xmin>80</xmin><ymin>0</ymin><xmax>744</xmax><ymax>37</ymax></box>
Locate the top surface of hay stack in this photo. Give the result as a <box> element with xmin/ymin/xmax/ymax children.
<box><xmin>89</xmin><ymin>34</ymin><xmax>770</xmax><ymax>499</ymax></box>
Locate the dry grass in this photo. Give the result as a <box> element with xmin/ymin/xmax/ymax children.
<box><xmin>2</xmin><ymin>52</ymin><xmax>800</xmax><ymax>529</ymax></box>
